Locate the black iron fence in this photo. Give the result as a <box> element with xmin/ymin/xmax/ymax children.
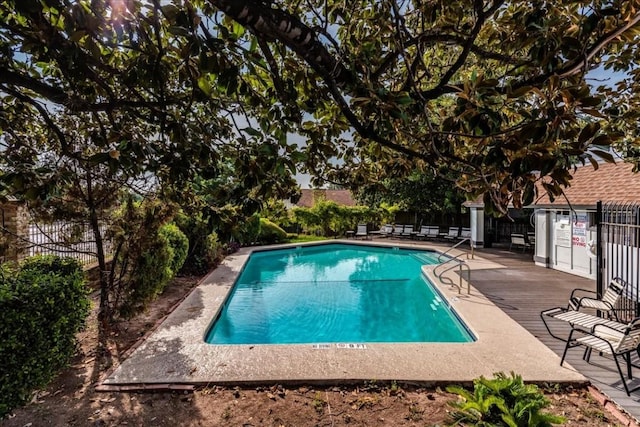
<box><xmin>598</xmin><ymin>201</ymin><xmax>640</xmax><ymax>321</ymax></box>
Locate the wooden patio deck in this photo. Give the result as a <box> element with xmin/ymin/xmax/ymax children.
<box><xmin>467</xmin><ymin>246</ymin><xmax>640</xmax><ymax>422</ymax></box>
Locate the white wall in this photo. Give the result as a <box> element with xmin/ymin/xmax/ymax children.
<box><xmin>536</xmin><ymin>209</ymin><xmax>596</xmax><ymax>279</ymax></box>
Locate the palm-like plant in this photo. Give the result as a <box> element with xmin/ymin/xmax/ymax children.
<box><xmin>446</xmin><ymin>372</ymin><xmax>566</xmax><ymax>427</ymax></box>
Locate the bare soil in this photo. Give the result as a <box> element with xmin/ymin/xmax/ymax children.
<box><xmin>0</xmin><ymin>274</ymin><xmax>628</xmax><ymax>426</ymax></box>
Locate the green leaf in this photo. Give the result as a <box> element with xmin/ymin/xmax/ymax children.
<box><xmin>592</xmin><ymin>135</ymin><xmax>612</xmax><ymax>146</ymax></box>
<box><xmin>591</xmin><ymin>149</ymin><xmax>615</xmax><ymax>163</ymax></box>
<box><xmin>197</xmin><ymin>76</ymin><xmax>212</xmax><ymax>96</ymax></box>
<box><xmin>161</xmin><ymin>4</ymin><xmax>181</xmax><ymax>20</ymax></box>
<box><xmin>232</xmin><ymin>21</ymin><xmax>245</xmax><ymax>38</ymax></box>
<box><xmin>507</xmin><ymin>86</ymin><xmax>532</xmax><ymax>98</ymax></box>
<box><xmin>395</xmin><ymin>95</ymin><xmax>413</xmax><ymax>105</ymax></box>
<box><xmin>243</xmin><ymin>127</ymin><xmax>262</xmax><ymax>137</ymax></box>
<box><xmin>578</xmin><ymin>122</ymin><xmax>600</xmax><ymax>144</ymax></box>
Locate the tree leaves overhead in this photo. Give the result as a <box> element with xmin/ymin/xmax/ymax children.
<box><xmin>2</xmin><ymin>1</ymin><xmax>640</xmax><ymax>214</ymax></box>
<box><xmin>210</xmin><ymin>0</ymin><xmax>640</xmax><ymax>213</ymax></box>
<box><xmin>0</xmin><ymin>0</ymin><xmax>302</xmax><ymax>205</ymax></box>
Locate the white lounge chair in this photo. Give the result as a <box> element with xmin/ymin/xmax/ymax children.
<box><xmin>416</xmin><ymin>225</ymin><xmax>429</xmax><ymax>239</ymax></box>
<box><xmin>460</xmin><ymin>227</ymin><xmax>471</xmax><ymax>240</ymax></box>
<box><xmin>444</xmin><ymin>226</ymin><xmax>460</xmax><ymax>240</ymax></box>
<box><xmin>427</xmin><ymin>226</ymin><xmax>440</xmax><ymax>239</ymax></box>
<box><xmin>561</xmin><ymin>317</ymin><xmax>640</xmax><ymax>395</ymax></box>
<box><xmin>400</xmin><ymin>224</ymin><xmax>414</xmax><ymax>238</ymax></box>
<box><xmin>370</xmin><ymin>224</ymin><xmax>393</xmax><ymax>237</ymax></box>
<box><xmin>355</xmin><ymin>224</ymin><xmax>369</xmax><ymax>239</ymax></box>
<box><xmin>392</xmin><ymin>224</ymin><xmax>405</xmax><ymax>238</ymax></box>
<box><xmin>509</xmin><ymin>233</ymin><xmax>530</xmax><ymax>252</ymax></box>
<box><xmin>540</xmin><ymin>277</ymin><xmax>630</xmax><ymax>341</ymax></box>
<box><xmin>541</xmin><ymin>306</ymin><xmax>627</xmax><ymax>342</ymax></box>
<box><xmin>568</xmin><ymin>277</ymin><xmax>629</xmax><ymax>321</ymax></box>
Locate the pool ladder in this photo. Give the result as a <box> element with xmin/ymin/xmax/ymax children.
<box><xmin>433</xmin><ymin>238</ymin><xmax>472</xmax><ymax>294</ymax></box>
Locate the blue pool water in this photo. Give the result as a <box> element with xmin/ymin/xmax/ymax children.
<box><xmin>206</xmin><ymin>244</ymin><xmax>474</xmax><ymax>344</ymax></box>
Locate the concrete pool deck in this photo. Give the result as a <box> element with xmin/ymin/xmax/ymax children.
<box><xmin>103</xmin><ymin>240</ymin><xmax>586</xmax><ymax>387</ymax></box>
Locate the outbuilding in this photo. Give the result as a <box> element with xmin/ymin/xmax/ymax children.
<box><xmin>530</xmin><ymin>161</ymin><xmax>640</xmax><ymax>280</ymax></box>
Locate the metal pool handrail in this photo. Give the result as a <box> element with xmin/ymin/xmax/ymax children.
<box><xmin>434</xmin><ymin>238</ymin><xmax>471</xmax><ymax>294</ymax></box>
<box><xmin>437</xmin><ymin>237</ymin><xmax>472</xmax><ymax>263</ymax></box>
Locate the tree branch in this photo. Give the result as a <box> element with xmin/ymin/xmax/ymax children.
<box><xmin>207</xmin><ymin>0</ymin><xmax>356</xmax><ymax>88</ymax></box>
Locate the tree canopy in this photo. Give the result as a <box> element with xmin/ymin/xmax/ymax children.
<box><xmin>2</xmin><ymin>0</ymin><xmax>640</xmax><ymax>215</ymax></box>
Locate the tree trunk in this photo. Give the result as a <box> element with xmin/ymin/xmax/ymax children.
<box><xmin>84</xmin><ymin>170</ymin><xmax>112</xmax><ymax>330</ymax></box>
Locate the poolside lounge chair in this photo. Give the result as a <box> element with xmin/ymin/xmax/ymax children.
<box><xmin>540</xmin><ymin>277</ymin><xmax>630</xmax><ymax>341</ymax></box>
<box><xmin>415</xmin><ymin>225</ymin><xmax>428</xmax><ymax>238</ymax></box>
<box><xmin>509</xmin><ymin>233</ymin><xmax>530</xmax><ymax>252</ymax></box>
<box><xmin>561</xmin><ymin>317</ymin><xmax>640</xmax><ymax>395</ymax></box>
<box><xmin>392</xmin><ymin>224</ymin><xmax>405</xmax><ymax>238</ymax></box>
<box><xmin>540</xmin><ymin>306</ymin><xmax>628</xmax><ymax>342</ymax></box>
<box><xmin>444</xmin><ymin>226</ymin><xmax>460</xmax><ymax>240</ymax></box>
<box><xmin>427</xmin><ymin>226</ymin><xmax>441</xmax><ymax>239</ymax></box>
<box><xmin>355</xmin><ymin>224</ymin><xmax>369</xmax><ymax>239</ymax></box>
<box><xmin>400</xmin><ymin>224</ymin><xmax>415</xmax><ymax>239</ymax></box>
<box><xmin>417</xmin><ymin>226</ymin><xmax>440</xmax><ymax>239</ymax></box>
<box><xmin>460</xmin><ymin>227</ymin><xmax>471</xmax><ymax>240</ymax></box>
<box><xmin>370</xmin><ymin>224</ymin><xmax>393</xmax><ymax>237</ymax></box>
<box><xmin>568</xmin><ymin>277</ymin><xmax>629</xmax><ymax>321</ymax></box>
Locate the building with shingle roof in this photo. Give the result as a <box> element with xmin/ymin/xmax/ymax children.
<box><xmin>533</xmin><ymin>161</ymin><xmax>640</xmax><ymax>208</ymax></box>
<box><xmin>292</xmin><ymin>189</ymin><xmax>356</xmax><ymax>208</ymax></box>
<box><xmin>530</xmin><ymin>160</ymin><xmax>640</xmax><ymax>279</ymax></box>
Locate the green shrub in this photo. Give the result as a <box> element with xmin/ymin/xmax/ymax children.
<box><xmin>159</xmin><ymin>223</ymin><xmax>189</xmax><ymax>276</ymax></box>
<box><xmin>258</xmin><ymin>218</ymin><xmax>287</xmax><ymax>243</ymax></box>
<box><xmin>174</xmin><ymin>211</ymin><xmax>219</xmax><ymax>275</ymax></box>
<box><xmin>233</xmin><ymin>213</ymin><xmax>261</xmax><ymax>245</ymax></box>
<box><xmin>119</xmin><ymin>230</ymin><xmax>172</xmax><ymax>317</ymax></box>
<box><xmin>446</xmin><ymin>372</ymin><xmax>566</xmax><ymax>426</ymax></box>
<box><xmin>205</xmin><ymin>232</ymin><xmax>224</xmax><ymax>266</ymax></box>
<box><xmin>0</xmin><ymin>256</ymin><xmax>90</xmax><ymax>418</ymax></box>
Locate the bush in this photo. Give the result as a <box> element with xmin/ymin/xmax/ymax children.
<box><xmin>0</xmin><ymin>256</ymin><xmax>90</xmax><ymax>418</ymax></box>
<box><xmin>205</xmin><ymin>232</ymin><xmax>224</xmax><ymax>266</ymax></box>
<box><xmin>447</xmin><ymin>372</ymin><xmax>565</xmax><ymax>426</ymax></box>
<box><xmin>233</xmin><ymin>213</ymin><xmax>261</xmax><ymax>245</ymax></box>
<box><xmin>258</xmin><ymin>218</ymin><xmax>287</xmax><ymax>243</ymax></box>
<box><xmin>174</xmin><ymin>211</ymin><xmax>219</xmax><ymax>275</ymax></box>
<box><xmin>159</xmin><ymin>223</ymin><xmax>189</xmax><ymax>276</ymax></box>
<box><xmin>119</xmin><ymin>230</ymin><xmax>172</xmax><ymax>317</ymax></box>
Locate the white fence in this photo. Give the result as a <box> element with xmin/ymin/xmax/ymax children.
<box><xmin>25</xmin><ymin>220</ymin><xmax>112</xmax><ymax>266</ymax></box>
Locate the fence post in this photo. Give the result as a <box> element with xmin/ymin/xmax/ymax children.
<box><xmin>0</xmin><ymin>200</ymin><xmax>29</xmax><ymax>263</ymax></box>
<box><xmin>596</xmin><ymin>200</ymin><xmax>603</xmax><ymax>298</ymax></box>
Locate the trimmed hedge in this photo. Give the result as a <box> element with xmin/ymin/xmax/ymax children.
<box><xmin>258</xmin><ymin>218</ymin><xmax>287</xmax><ymax>243</ymax></box>
<box><xmin>0</xmin><ymin>256</ymin><xmax>90</xmax><ymax>418</ymax></box>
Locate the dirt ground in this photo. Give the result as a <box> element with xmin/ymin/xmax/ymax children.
<box><xmin>0</xmin><ymin>274</ymin><xmax>630</xmax><ymax>426</ymax></box>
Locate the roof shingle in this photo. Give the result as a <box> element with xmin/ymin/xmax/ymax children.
<box><xmin>294</xmin><ymin>189</ymin><xmax>356</xmax><ymax>208</ymax></box>
<box><xmin>534</xmin><ymin>161</ymin><xmax>640</xmax><ymax>207</ymax></box>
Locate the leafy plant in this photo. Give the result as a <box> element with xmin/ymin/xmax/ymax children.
<box><xmin>159</xmin><ymin>223</ymin><xmax>189</xmax><ymax>276</ymax></box>
<box><xmin>0</xmin><ymin>256</ymin><xmax>90</xmax><ymax>418</ymax></box>
<box><xmin>175</xmin><ymin>211</ymin><xmax>219</xmax><ymax>275</ymax></box>
<box><xmin>292</xmin><ymin>202</ymin><xmax>391</xmax><ymax>237</ymax></box>
<box><xmin>113</xmin><ymin>198</ymin><xmax>175</xmax><ymax>318</ymax></box>
<box><xmin>446</xmin><ymin>372</ymin><xmax>566</xmax><ymax>427</ymax></box>
<box><xmin>258</xmin><ymin>218</ymin><xmax>287</xmax><ymax>244</ymax></box>
<box><xmin>312</xmin><ymin>391</ymin><xmax>326</xmax><ymax>414</ymax></box>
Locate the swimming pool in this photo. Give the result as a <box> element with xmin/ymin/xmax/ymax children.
<box><xmin>205</xmin><ymin>243</ymin><xmax>474</xmax><ymax>344</ymax></box>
